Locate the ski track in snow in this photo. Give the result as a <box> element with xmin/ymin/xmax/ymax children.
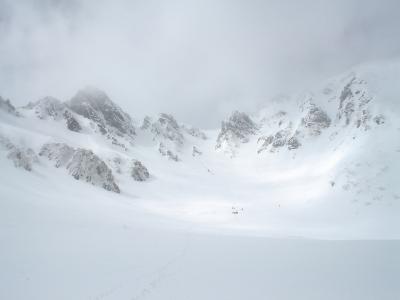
<box><xmin>90</xmin><ymin>232</ymin><xmax>191</xmax><ymax>300</ymax></box>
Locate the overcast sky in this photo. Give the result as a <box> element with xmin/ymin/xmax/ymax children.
<box><xmin>1</xmin><ymin>0</ymin><xmax>400</xmax><ymax>127</ymax></box>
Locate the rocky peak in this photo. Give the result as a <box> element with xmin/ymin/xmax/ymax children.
<box><xmin>150</xmin><ymin>113</ymin><xmax>185</xmax><ymax>146</ymax></box>
<box><xmin>336</xmin><ymin>76</ymin><xmax>375</xmax><ymax>129</ymax></box>
<box><xmin>216</xmin><ymin>111</ymin><xmax>258</xmax><ymax>153</ymax></box>
<box><xmin>300</xmin><ymin>103</ymin><xmax>331</xmax><ymax>136</ymax></box>
<box><xmin>68</xmin><ymin>87</ymin><xmax>135</xmax><ymax>137</ymax></box>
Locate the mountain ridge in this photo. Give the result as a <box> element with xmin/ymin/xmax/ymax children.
<box><xmin>0</xmin><ymin>60</ymin><xmax>399</xmax><ymax>239</ymax></box>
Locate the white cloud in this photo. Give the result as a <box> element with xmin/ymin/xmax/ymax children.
<box><xmin>1</xmin><ymin>0</ymin><xmax>400</xmax><ymax>127</ymax></box>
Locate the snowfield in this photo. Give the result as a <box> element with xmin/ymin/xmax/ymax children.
<box><xmin>1</xmin><ymin>60</ymin><xmax>400</xmax><ymax>299</ymax></box>
<box><xmin>1</xmin><ymin>162</ymin><xmax>399</xmax><ymax>300</ymax></box>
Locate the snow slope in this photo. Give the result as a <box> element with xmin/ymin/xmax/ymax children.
<box><xmin>1</xmin><ymin>60</ymin><xmax>400</xmax><ymax>299</ymax></box>
<box><xmin>1</xmin><ymin>160</ymin><xmax>399</xmax><ymax>300</ymax></box>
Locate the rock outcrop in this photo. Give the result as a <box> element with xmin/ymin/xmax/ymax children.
<box><xmin>336</xmin><ymin>76</ymin><xmax>379</xmax><ymax>130</ymax></box>
<box><xmin>67</xmin><ymin>149</ymin><xmax>120</xmax><ymax>193</ymax></box>
<box><xmin>300</xmin><ymin>103</ymin><xmax>331</xmax><ymax>136</ymax></box>
<box><xmin>24</xmin><ymin>97</ymin><xmax>82</xmax><ymax>132</ymax></box>
<box><xmin>192</xmin><ymin>146</ymin><xmax>202</xmax><ymax>157</ymax></box>
<box><xmin>131</xmin><ymin>160</ymin><xmax>150</xmax><ymax>181</ymax></box>
<box><xmin>216</xmin><ymin>111</ymin><xmax>258</xmax><ymax>155</ymax></box>
<box><xmin>40</xmin><ymin>143</ymin><xmax>120</xmax><ymax>193</ymax></box>
<box><xmin>63</xmin><ymin>111</ymin><xmax>82</xmax><ymax>132</ymax></box>
<box><xmin>159</xmin><ymin>142</ymin><xmax>179</xmax><ymax>161</ymax></box>
<box><xmin>257</xmin><ymin>123</ymin><xmax>301</xmax><ymax>153</ymax></box>
<box><xmin>151</xmin><ymin>114</ymin><xmax>185</xmax><ymax>146</ymax></box>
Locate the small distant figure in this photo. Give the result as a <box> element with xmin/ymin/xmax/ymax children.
<box><xmin>231</xmin><ymin>206</ymin><xmax>243</xmax><ymax>215</ymax></box>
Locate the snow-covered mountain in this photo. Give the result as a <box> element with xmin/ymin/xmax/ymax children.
<box><xmin>1</xmin><ymin>60</ymin><xmax>400</xmax><ymax>300</ymax></box>
<box><xmin>1</xmin><ymin>61</ymin><xmax>400</xmax><ymax>230</ymax></box>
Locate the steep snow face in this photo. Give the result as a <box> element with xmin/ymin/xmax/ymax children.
<box><xmin>67</xmin><ymin>87</ymin><xmax>135</xmax><ymax>138</ymax></box>
<box><xmin>216</xmin><ymin>111</ymin><xmax>258</xmax><ymax>156</ymax></box>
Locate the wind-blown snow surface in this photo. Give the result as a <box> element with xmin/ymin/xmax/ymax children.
<box><xmin>1</xmin><ymin>61</ymin><xmax>400</xmax><ymax>299</ymax></box>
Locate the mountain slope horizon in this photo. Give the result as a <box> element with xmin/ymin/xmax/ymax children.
<box><xmin>1</xmin><ymin>58</ymin><xmax>399</xmax><ymax>239</ymax></box>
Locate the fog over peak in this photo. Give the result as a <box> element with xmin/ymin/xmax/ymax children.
<box><xmin>1</xmin><ymin>0</ymin><xmax>400</xmax><ymax>128</ymax></box>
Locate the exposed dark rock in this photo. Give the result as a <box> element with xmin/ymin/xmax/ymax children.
<box><xmin>339</xmin><ymin>78</ymin><xmax>355</xmax><ymax>109</ymax></box>
<box><xmin>110</xmin><ymin>136</ymin><xmax>127</xmax><ymax>151</ymax></box>
<box><xmin>159</xmin><ymin>142</ymin><xmax>179</xmax><ymax>161</ymax></box>
<box><xmin>192</xmin><ymin>146</ymin><xmax>202</xmax><ymax>157</ymax></box>
<box><xmin>287</xmin><ymin>136</ymin><xmax>301</xmax><ymax>150</ymax></box>
<box><xmin>216</xmin><ymin>111</ymin><xmax>258</xmax><ymax>152</ymax></box>
<box><xmin>68</xmin><ymin>87</ymin><xmax>135</xmax><ymax>137</ymax></box>
<box><xmin>63</xmin><ymin>110</ymin><xmax>82</xmax><ymax>132</ymax></box>
<box><xmin>337</xmin><ymin>77</ymin><xmax>373</xmax><ymax>129</ymax></box>
<box><xmin>67</xmin><ymin>149</ymin><xmax>120</xmax><ymax>193</ymax></box>
<box><xmin>257</xmin><ymin>124</ymin><xmax>301</xmax><ymax>153</ymax></box>
<box><xmin>373</xmin><ymin>115</ymin><xmax>385</xmax><ymax>125</ymax></box>
<box><xmin>301</xmin><ymin>104</ymin><xmax>331</xmax><ymax>135</ymax></box>
<box><xmin>151</xmin><ymin>113</ymin><xmax>185</xmax><ymax>146</ymax></box>
<box><xmin>40</xmin><ymin>142</ymin><xmax>120</xmax><ymax>193</ymax></box>
<box><xmin>131</xmin><ymin>160</ymin><xmax>150</xmax><ymax>181</ymax></box>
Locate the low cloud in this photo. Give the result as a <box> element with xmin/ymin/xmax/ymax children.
<box><xmin>1</xmin><ymin>0</ymin><xmax>400</xmax><ymax>127</ymax></box>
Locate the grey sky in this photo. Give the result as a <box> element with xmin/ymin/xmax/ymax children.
<box><xmin>1</xmin><ymin>0</ymin><xmax>400</xmax><ymax>127</ymax></box>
